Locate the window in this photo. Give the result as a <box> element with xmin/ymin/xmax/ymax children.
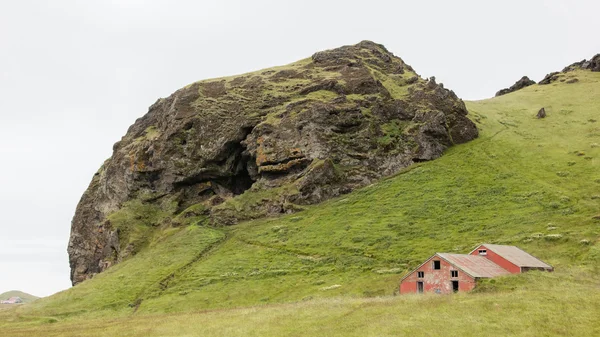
<box><xmin>451</xmin><ymin>270</ymin><xmax>458</xmax><ymax>278</ymax></box>
<box><xmin>433</xmin><ymin>260</ymin><xmax>441</xmax><ymax>270</ymax></box>
<box><xmin>417</xmin><ymin>271</ymin><xmax>424</xmax><ymax>278</ymax></box>
<box><xmin>478</xmin><ymin>249</ymin><xmax>487</xmax><ymax>256</ymax></box>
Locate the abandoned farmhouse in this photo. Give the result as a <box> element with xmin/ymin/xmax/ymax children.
<box><xmin>400</xmin><ymin>244</ymin><xmax>553</xmax><ymax>294</ymax></box>
<box><xmin>0</xmin><ymin>297</ymin><xmax>23</xmax><ymax>304</ymax></box>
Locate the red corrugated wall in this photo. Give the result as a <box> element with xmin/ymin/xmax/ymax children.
<box><xmin>470</xmin><ymin>245</ymin><xmax>520</xmax><ymax>274</ymax></box>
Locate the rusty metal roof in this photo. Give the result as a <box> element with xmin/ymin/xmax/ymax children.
<box><xmin>476</xmin><ymin>244</ymin><xmax>553</xmax><ymax>269</ymax></box>
<box><xmin>437</xmin><ymin>253</ymin><xmax>511</xmax><ymax>278</ymax></box>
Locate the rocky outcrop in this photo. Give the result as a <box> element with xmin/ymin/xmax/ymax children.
<box><xmin>539</xmin><ymin>72</ymin><xmax>561</xmax><ymax>85</ymax></box>
<box><xmin>540</xmin><ymin>53</ymin><xmax>600</xmax><ymax>85</ymax></box>
<box><xmin>68</xmin><ymin>41</ymin><xmax>478</xmax><ymax>285</ymax></box>
<box><xmin>495</xmin><ymin>76</ymin><xmax>536</xmax><ymax>96</ymax></box>
<box><xmin>563</xmin><ymin>54</ymin><xmax>600</xmax><ymax>72</ymax></box>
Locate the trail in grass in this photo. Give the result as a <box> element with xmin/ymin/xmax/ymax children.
<box><xmin>139</xmin><ymin>229</ymin><xmax>231</xmax><ymax>302</ymax></box>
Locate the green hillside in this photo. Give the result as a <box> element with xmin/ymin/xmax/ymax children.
<box><xmin>0</xmin><ymin>291</ymin><xmax>39</xmax><ymax>303</ymax></box>
<box><xmin>1</xmin><ymin>69</ymin><xmax>599</xmax><ymax>336</ymax></box>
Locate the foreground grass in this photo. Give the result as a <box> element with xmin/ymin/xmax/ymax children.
<box><xmin>1</xmin><ymin>70</ymin><xmax>599</xmax><ymax>335</ymax></box>
<box><xmin>1</xmin><ymin>271</ymin><xmax>598</xmax><ymax>336</ymax></box>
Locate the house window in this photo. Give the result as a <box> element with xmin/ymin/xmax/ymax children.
<box><xmin>451</xmin><ymin>270</ymin><xmax>458</xmax><ymax>278</ymax></box>
<box><xmin>417</xmin><ymin>271</ymin><xmax>424</xmax><ymax>278</ymax></box>
<box><xmin>478</xmin><ymin>249</ymin><xmax>487</xmax><ymax>256</ymax></box>
<box><xmin>433</xmin><ymin>260</ymin><xmax>441</xmax><ymax>270</ymax></box>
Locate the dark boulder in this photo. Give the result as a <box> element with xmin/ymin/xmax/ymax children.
<box><xmin>587</xmin><ymin>54</ymin><xmax>600</xmax><ymax>72</ymax></box>
<box><xmin>537</xmin><ymin>107</ymin><xmax>547</xmax><ymax>119</ymax></box>
<box><xmin>539</xmin><ymin>72</ymin><xmax>561</xmax><ymax>85</ymax></box>
<box><xmin>495</xmin><ymin>76</ymin><xmax>536</xmax><ymax>96</ymax></box>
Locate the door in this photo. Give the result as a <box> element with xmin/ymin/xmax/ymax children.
<box><xmin>452</xmin><ymin>280</ymin><xmax>459</xmax><ymax>293</ymax></box>
<box><xmin>417</xmin><ymin>281</ymin><xmax>424</xmax><ymax>294</ymax></box>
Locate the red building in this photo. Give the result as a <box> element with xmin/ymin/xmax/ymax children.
<box><xmin>0</xmin><ymin>297</ymin><xmax>23</xmax><ymax>304</ymax></box>
<box><xmin>399</xmin><ymin>244</ymin><xmax>553</xmax><ymax>294</ymax></box>
<box><xmin>468</xmin><ymin>244</ymin><xmax>553</xmax><ymax>273</ymax></box>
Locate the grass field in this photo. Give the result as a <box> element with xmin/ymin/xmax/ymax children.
<box><xmin>1</xmin><ymin>271</ymin><xmax>598</xmax><ymax>336</ymax></box>
<box><xmin>0</xmin><ymin>69</ymin><xmax>599</xmax><ymax>336</ymax></box>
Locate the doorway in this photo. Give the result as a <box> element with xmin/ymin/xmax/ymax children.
<box><xmin>417</xmin><ymin>281</ymin><xmax>424</xmax><ymax>294</ymax></box>
<box><xmin>452</xmin><ymin>280</ymin><xmax>459</xmax><ymax>293</ymax></box>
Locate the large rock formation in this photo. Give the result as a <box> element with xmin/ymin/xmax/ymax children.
<box><xmin>495</xmin><ymin>76</ymin><xmax>536</xmax><ymax>96</ymax></box>
<box><xmin>68</xmin><ymin>41</ymin><xmax>478</xmax><ymax>285</ymax></box>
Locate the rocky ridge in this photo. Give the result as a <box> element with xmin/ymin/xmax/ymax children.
<box><xmin>540</xmin><ymin>53</ymin><xmax>600</xmax><ymax>85</ymax></box>
<box><xmin>68</xmin><ymin>41</ymin><xmax>478</xmax><ymax>285</ymax></box>
<box><xmin>495</xmin><ymin>76</ymin><xmax>536</xmax><ymax>96</ymax></box>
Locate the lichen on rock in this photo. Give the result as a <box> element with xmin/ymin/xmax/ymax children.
<box><xmin>68</xmin><ymin>40</ymin><xmax>478</xmax><ymax>285</ymax></box>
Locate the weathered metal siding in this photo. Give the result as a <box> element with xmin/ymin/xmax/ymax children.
<box><xmin>470</xmin><ymin>245</ymin><xmax>521</xmax><ymax>274</ymax></box>
<box><xmin>400</xmin><ymin>255</ymin><xmax>476</xmax><ymax>294</ymax></box>
<box><xmin>475</xmin><ymin>244</ymin><xmax>553</xmax><ymax>270</ymax></box>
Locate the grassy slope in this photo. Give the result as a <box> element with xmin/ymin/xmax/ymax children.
<box><xmin>1</xmin><ymin>69</ymin><xmax>599</xmax><ymax>336</ymax></box>
<box><xmin>0</xmin><ymin>291</ymin><xmax>39</xmax><ymax>303</ymax></box>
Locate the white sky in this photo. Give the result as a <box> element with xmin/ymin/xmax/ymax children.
<box><xmin>0</xmin><ymin>0</ymin><xmax>598</xmax><ymax>297</ymax></box>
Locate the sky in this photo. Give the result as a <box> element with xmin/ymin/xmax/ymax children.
<box><xmin>0</xmin><ymin>0</ymin><xmax>598</xmax><ymax>297</ymax></box>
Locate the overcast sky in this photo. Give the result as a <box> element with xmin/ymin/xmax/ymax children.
<box><xmin>0</xmin><ymin>0</ymin><xmax>598</xmax><ymax>297</ymax></box>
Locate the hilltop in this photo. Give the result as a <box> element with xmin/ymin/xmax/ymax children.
<box><xmin>0</xmin><ymin>291</ymin><xmax>39</xmax><ymax>303</ymax></box>
<box><xmin>0</xmin><ymin>45</ymin><xmax>599</xmax><ymax>336</ymax></box>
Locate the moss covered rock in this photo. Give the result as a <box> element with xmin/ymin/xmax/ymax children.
<box><xmin>68</xmin><ymin>40</ymin><xmax>478</xmax><ymax>285</ymax></box>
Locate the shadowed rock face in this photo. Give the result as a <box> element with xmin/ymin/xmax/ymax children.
<box><xmin>495</xmin><ymin>76</ymin><xmax>536</xmax><ymax>96</ymax></box>
<box><xmin>68</xmin><ymin>41</ymin><xmax>479</xmax><ymax>285</ymax></box>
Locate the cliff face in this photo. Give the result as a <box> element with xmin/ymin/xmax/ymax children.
<box><xmin>68</xmin><ymin>41</ymin><xmax>478</xmax><ymax>285</ymax></box>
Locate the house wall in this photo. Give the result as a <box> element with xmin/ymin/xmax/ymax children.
<box><xmin>400</xmin><ymin>255</ymin><xmax>476</xmax><ymax>294</ymax></box>
<box><xmin>470</xmin><ymin>245</ymin><xmax>520</xmax><ymax>274</ymax></box>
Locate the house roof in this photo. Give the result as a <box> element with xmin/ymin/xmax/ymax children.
<box><xmin>437</xmin><ymin>253</ymin><xmax>511</xmax><ymax>278</ymax></box>
<box><xmin>400</xmin><ymin>252</ymin><xmax>511</xmax><ymax>281</ymax></box>
<box><xmin>473</xmin><ymin>244</ymin><xmax>553</xmax><ymax>269</ymax></box>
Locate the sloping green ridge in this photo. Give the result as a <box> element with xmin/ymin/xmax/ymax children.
<box><xmin>7</xmin><ymin>70</ymin><xmax>600</xmax><ymax>325</ymax></box>
<box><xmin>0</xmin><ymin>291</ymin><xmax>39</xmax><ymax>303</ymax></box>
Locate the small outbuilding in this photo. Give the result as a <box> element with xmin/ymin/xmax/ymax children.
<box><xmin>399</xmin><ymin>244</ymin><xmax>553</xmax><ymax>294</ymax></box>
<box><xmin>469</xmin><ymin>244</ymin><xmax>554</xmax><ymax>273</ymax></box>
<box><xmin>0</xmin><ymin>297</ymin><xmax>23</xmax><ymax>304</ymax></box>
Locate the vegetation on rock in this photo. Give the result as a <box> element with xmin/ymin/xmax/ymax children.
<box><xmin>68</xmin><ymin>41</ymin><xmax>478</xmax><ymax>285</ymax></box>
